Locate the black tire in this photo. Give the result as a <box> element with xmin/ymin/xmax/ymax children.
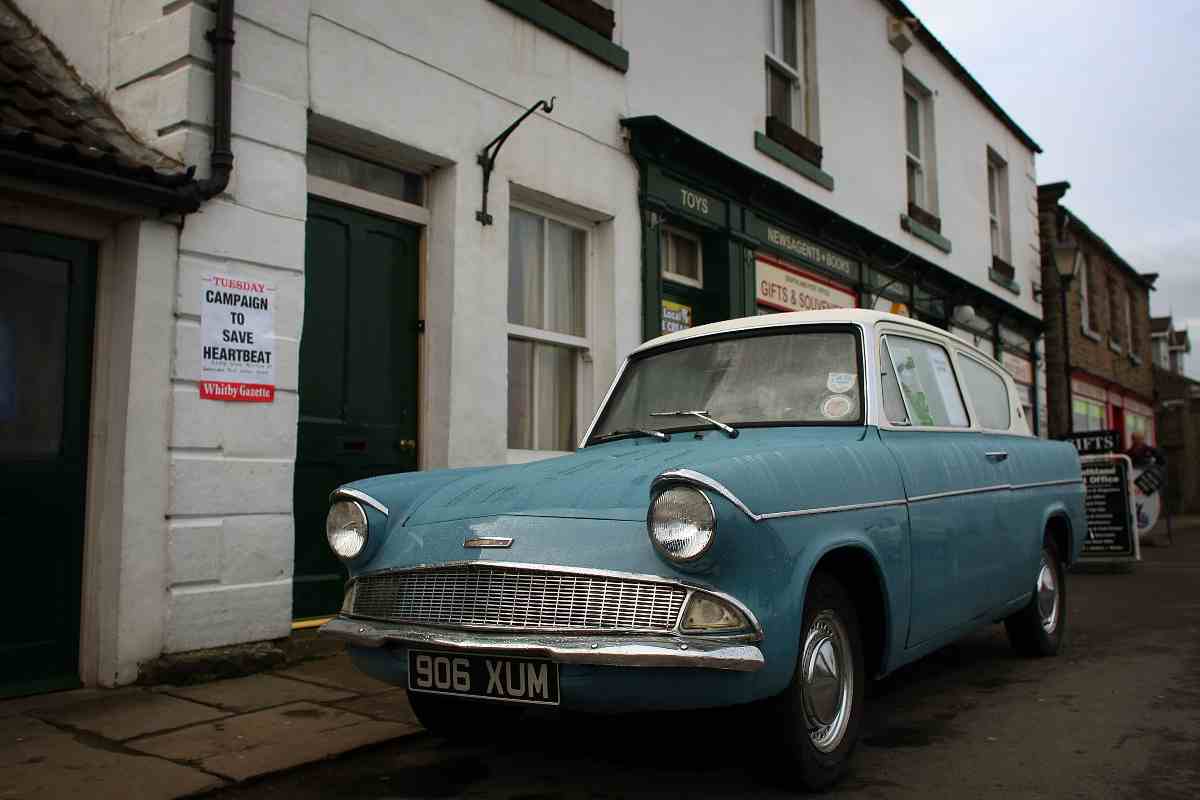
<box><xmin>1004</xmin><ymin>535</ymin><xmax>1066</xmax><ymax>657</ymax></box>
<box><xmin>407</xmin><ymin>690</ymin><xmax>525</xmax><ymax>741</ymax></box>
<box><xmin>766</xmin><ymin>572</ymin><xmax>866</xmax><ymax>791</ymax></box>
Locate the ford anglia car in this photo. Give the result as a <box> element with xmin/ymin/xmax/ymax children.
<box><xmin>321</xmin><ymin>309</ymin><xmax>1085</xmax><ymax>789</ymax></box>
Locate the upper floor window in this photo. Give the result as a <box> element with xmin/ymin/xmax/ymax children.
<box><xmin>766</xmin><ymin>0</ymin><xmax>817</xmax><ymax>141</ymax></box>
<box><xmin>904</xmin><ymin>75</ymin><xmax>937</xmax><ymax>216</ymax></box>
<box><xmin>1108</xmin><ymin>276</ymin><xmax>1123</xmax><ymax>350</ymax></box>
<box><xmin>986</xmin><ymin>151</ymin><xmax>1010</xmax><ymax>263</ymax></box>
<box><xmin>508</xmin><ymin>205</ymin><xmax>589</xmax><ymax>453</ymax></box>
<box><xmin>1126</xmin><ymin>290</ymin><xmax>1138</xmax><ymax>356</ymax></box>
<box><xmin>1079</xmin><ymin>255</ymin><xmax>1100</xmax><ymax>335</ymax></box>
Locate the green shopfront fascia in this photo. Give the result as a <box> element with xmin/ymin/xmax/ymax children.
<box><xmin>624</xmin><ymin>116</ymin><xmax>1046</xmax><ymax>434</ymax></box>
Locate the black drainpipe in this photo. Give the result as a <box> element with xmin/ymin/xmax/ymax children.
<box><xmin>179</xmin><ymin>0</ymin><xmax>235</xmax><ymax>210</ymax></box>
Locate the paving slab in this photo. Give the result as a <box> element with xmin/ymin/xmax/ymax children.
<box><xmin>272</xmin><ymin>653</ymin><xmax>395</xmax><ymax>694</ymax></box>
<box><xmin>332</xmin><ymin>689</ymin><xmax>422</xmax><ymax>729</ymax></box>
<box><xmin>127</xmin><ymin>701</ymin><xmax>412</xmax><ymax>782</ymax></box>
<box><xmin>160</xmin><ymin>672</ymin><xmax>356</xmax><ymax>713</ymax></box>
<box><xmin>0</xmin><ymin>714</ymin><xmax>224</xmax><ymax>800</ymax></box>
<box><xmin>0</xmin><ymin>687</ymin><xmax>130</xmax><ymax>720</ymax></box>
<box><xmin>34</xmin><ymin>689</ymin><xmax>229</xmax><ymax>741</ymax></box>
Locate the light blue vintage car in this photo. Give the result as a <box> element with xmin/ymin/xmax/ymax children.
<box><xmin>321</xmin><ymin>310</ymin><xmax>1085</xmax><ymax>789</ymax></box>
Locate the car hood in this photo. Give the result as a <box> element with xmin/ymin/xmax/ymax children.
<box><xmin>346</xmin><ymin>427</ymin><xmax>872</xmax><ymax>526</ymax></box>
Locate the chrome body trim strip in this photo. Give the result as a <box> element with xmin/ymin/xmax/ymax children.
<box><xmin>320</xmin><ymin>617</ymin><xmax>765</xmax><ymax>672</ymax></box>
<box><xmin>908</xmin><ymin>484</ymin><xmax>1011</xmax><ymax>503</ymax></box>
<box><xmin>346</xmin><ymin>561</ymin><xmax>764</xmax><ymax>642</ymax></box>
<box><xmin>1011</xmin><ymin>478</ymin><xmax>1085</xmax><ymax>491</ymax></box>
<box><xmin>330</xmin><ymin>487</ymin><xmax>389</xmax><ymax>517</ymax></box>
<box><xmin>654</xmin><ymin>468</ymin><xmax>906</xmax><ymax>523</ymax></box>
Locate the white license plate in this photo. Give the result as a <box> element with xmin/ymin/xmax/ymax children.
<box><xmin>407</xmin><ymin>650</ymin><xmax>560</xmax><ymax>705</ymax></box>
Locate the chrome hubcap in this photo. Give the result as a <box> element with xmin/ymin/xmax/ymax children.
<box><xmin>801</xmin><ymin>610</ymin><xmax>853</xmax><ymax>753</ymax></box>
<box><xmin>1037</xmin><ymin>553</ymin><xmax>1059</xmax><ymax>634</ymax></box>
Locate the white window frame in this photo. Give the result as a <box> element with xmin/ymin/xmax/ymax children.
<box><xmin>507</xmin><ymin>202</ymin><xmax>592</xmax><ymax>458</ymax></box>
<box><xmin>1078</xmin><ymin>254</ymin><xmax>1099</xmax><ymax>338</ymax></box>
<box><xmin>660</xmin><ymin>225</ymin><xmax>704</xmax><ymax>289</ymax></box>
<box><xmin>986</xmin><ymin>151</ymin><xmax>1010</xmax><ymax>262</ymax></box>
<box><xmin>1125</xmin><ymin>290</ymin><xmax>1136</xmax><ymax>356</ymax></box>
<box><xmin>903</xmin><ymin>74</ymin><xmax>937</xmax><ymax>214</ymax></box>
<box><xmin>765</xmin><ymin>0</ymin><xmax>817</xmax><ymax>139</ymax></box>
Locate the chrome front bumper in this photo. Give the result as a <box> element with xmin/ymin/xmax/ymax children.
<box><xmin>321</xmin><ymin>616</ymin><xmax>765</xmax><ymax>672</ymax></box>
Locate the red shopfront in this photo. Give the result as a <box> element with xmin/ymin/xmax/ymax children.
<box><xmin>1071</xmin><ymin>374</ymin><xmax>1156</xmax><ymax>446</ymax></box>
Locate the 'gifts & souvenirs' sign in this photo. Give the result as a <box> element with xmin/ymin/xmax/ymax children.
<box><xmin>200</xmin><ymin>274</ymin><xmax>276</xmax><ymax>402</ymax></box>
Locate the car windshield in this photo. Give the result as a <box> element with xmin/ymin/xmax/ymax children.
<box><xmin>589</xmin><ymin>329</ymin><xmax>862</xmax><ymax>442</ymax></box>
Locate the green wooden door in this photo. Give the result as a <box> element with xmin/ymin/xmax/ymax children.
<box><xmin>0</xmin><ymin>226</ymin><xmax>95</xmax><ymax>698</ymax></box>
<box><xmin>293</xmin><ymin>198</ymin><xmax>421</xmax><ymax>619</ymax></box>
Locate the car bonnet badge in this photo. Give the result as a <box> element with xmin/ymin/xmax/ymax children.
<box><xmin>463</xmin><ymin>536</ymin><xmax>514</xmax><ymax>549</ymax></box>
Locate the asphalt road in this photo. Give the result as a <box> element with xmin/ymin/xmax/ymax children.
<box><xmin>208</xmin><ymin>522</ymin><xmax>1200</xmax><ymax>799</ymax></box>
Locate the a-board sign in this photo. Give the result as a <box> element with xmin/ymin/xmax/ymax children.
<box><xmin>1062</xmin><ymin>429</ymin><xmax>1120</xmax><ymax>455</ymax></box>
<box><xmin>1132</xmin><ymin>465</ymin><xmax>1165</xmax><ymax>534</ymax></box>
<box><xmin>1134</xmin><ymin>464</ymin><xmax>1165</xmax><ymax>495</ymax></box>
<box><xmin>1079</xmin><ymin>454</ymin><xmax>1139</xmax><ymax>562</ymax></box>
<box><xmin>200</xmin><ymin>274</ymin><xmax>276</xmax><ymax>402</ymax></box>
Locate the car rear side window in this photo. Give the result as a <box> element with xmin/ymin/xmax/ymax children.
<box><xmin>882</xmin><ymin>335</ymin><xmax>969</xmax><ymax>428</ymax></box>
<box><xmin>956</xmin><ymin>354</ymin><xmax>1011</xmax><ymax>430</ymax></box>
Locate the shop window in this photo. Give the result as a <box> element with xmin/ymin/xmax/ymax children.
<box><xmin>307</xmin><ymin>143</ymin><xmax>423</xmax><ymax>205</ymax></box>
<box><xmin>986</xmin><ymin>151</ymin><xmax>1011</xmax><ymax>263</ymax></box>
<box><xmin>1126</xmin><ymin>411</ymin><xmax>1153</xmax><ymax>446</ymax></box>
<box><xmin>660</xmin><ymin>226</ymin><xmax>703</xmax><ymax>288</ymax></box>
<box><xmin>765</xmin><ymin>0</ymin><xmax>818</xmax><ymax>150</ymax></box>
<box><xmin>507</xmin><ymin>206</ymin><xmax>589</xmax><ymax>452</ymax></box>
<box><xmin>1072</xmin><ymin>396</ymin><xmax>1105</xmax><ymax>432</ymax></box>
<box><xmin>957</xmin><ymin>354</ymin><xmax>1011</xmax><ymax>430</ymax></box>
<box><xmin>883</xmin><ymin>335</ymin><xmax>969</xmax><ymax>427</ymax></box>
<box><xmin>903</xmin><ymin>74</ymin><xmax>938</xmax><ymax>221</ymax></box>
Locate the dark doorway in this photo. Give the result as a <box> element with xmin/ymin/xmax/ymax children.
<box><xmin>0</xmin><ymin>225</ymin><xmax>96</xmax><ymax>697</ymax></box>
<box><xmin>292</xmin><ymin>198</ymin><xmax>421</xmax><ymax>619</ymax></box>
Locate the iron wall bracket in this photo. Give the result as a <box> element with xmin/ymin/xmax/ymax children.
<box><xmin>476</xmin><ymin>97</ymin><xmax>555</xmax><ymax>225</ymax></box>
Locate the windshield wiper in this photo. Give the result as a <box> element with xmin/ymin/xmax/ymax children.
<box><xmin>592</xmin><ymin>428</ymin><xmax>672</xmax><ymax>443</ymax></box>
<box><xmin>649</xmin><ymin>409</ymin><xmax>738</xmax><ymax>439</ymax></box>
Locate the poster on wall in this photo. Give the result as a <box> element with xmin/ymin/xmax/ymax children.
<box><xmin>200</xmin><ymin>274</ymin><xmax>276</xmax><ymax>402</ymax></box>
<box><xmin>661</xmin><ymin>300</ymin><xmax>693</xmax><ymax>333</ymax></box>
<box><xmin>756</xmin><ymin>256</ymin><xmax>857</xmax><ymax>313</ymax></box>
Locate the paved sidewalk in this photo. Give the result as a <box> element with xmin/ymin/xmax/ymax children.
<box><xmin>0</xmin><ymin>648</ymin><xmax>422</xmax><ymax>799</ymax></box>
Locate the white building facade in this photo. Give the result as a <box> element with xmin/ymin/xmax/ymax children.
<box><xmin>2</xmin><ymin>0</ymin><xmax>1045</xmax><ymax>694</ymax></box>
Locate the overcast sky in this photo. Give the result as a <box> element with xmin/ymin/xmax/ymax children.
<box><xmin>904</xmin><ymin>0</ymin><xmax>1200</xmax><ymax>378</ymax></box>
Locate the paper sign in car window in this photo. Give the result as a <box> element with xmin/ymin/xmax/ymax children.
<box><xmin>889</xmin><ymin>343</ymin><xmax>936</xmax><ymax>426</ymax></box>
<box><xmin>928</xmin><ymin>347</ymin><xmax>968</xmax><ymax>426</ymax></box>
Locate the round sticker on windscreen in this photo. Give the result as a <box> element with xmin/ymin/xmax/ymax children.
<box><xmin>827</xmin><ymin>372</ymin><xmax>856</xmax><ymax>393</ymax></box>
<box><xmin>821</xmin><ymin>394</ymin><xmax>854</xmax><ymax>419</ymax></box>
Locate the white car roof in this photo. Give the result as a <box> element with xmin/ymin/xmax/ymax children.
<box><xmin>633</xmin><ymin>309</ymin><xmax>975</xmax><ymax>355</ymax></box>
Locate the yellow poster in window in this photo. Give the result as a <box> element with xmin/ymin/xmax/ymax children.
<box><xmin>661</xmin><ymin>300</ymin><xmax>692</xmax><ymax>334</ymax></box>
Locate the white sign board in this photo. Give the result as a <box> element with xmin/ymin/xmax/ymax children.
<box><xmin>756</xmin><ymin>257</ymin><xmax>857</xmax><ymax>312</ymax></box>
<box><xmin>200</xmin><ymin>274</ymin><xmax>275</xmax><ymax>402</ymax></box>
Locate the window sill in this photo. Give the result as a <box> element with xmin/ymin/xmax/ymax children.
<box><xmin>754</xmin><ymin>132</ymin><xmax>835</xmax><ymax>191</ymax></box>
<box><xmin>988</xmin><ymin>268</ymin><xmax>1021</xmax><ymax>295</ymax></box>
<box><xmin>1130</xmin><ymin>352</ymin><xmax>1143</xmax><ymax>366</ymax></box>
<box><xmin>900</xmin><ymin>214</ymin><xmax>952</xmax><ymax>253</ymax></box>
<box><xmin>1109</xmin><ymin>339</ymin><xmax>1123</xmax><ymax>354</ymax></box>
<box><xmin>1081</xmin><ymin>326</ymin><xmax>1102</xmax><ymax>343</ymax></box>
<box><xmin>765</xmin><ymin>116</ymin><xmax>823</xmax><ymax>168</ymax></box>
<box><xmin>490</xmin><ymin>0</ymin><xmax>628</xmax><ymax>72</ymax></box>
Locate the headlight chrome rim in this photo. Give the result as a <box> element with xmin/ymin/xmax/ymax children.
<box><xmin>647</xmin><ymin>484</ymin><xmax>716</xmax><ymax>563</ymax></box>
<box><xmin>326</xmin><ymin>500</ymin><xmax>369</xmax><ymax>560</ymax></box>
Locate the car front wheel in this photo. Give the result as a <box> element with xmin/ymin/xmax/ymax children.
<box><xmin>1004</xmin><ymin>535</ymin><xmax>1066</xmax><ymax>657</ymax></box>
<box><xmin>767</xmin><ymin>572</ymin><xmax>866</xmax><ymax>791</ymax></box>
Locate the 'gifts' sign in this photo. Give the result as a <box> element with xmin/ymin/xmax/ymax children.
<box><xmin>200</xmin><ymin>274</ymin><xmax>275</xmax><ymax>402</ymax></box>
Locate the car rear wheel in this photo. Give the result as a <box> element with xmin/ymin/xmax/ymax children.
<box><xmin>407</xmin><ymin>690</ymin><xmax>525</xmax><ymax>741</ymax></box>
<box><xmin>1004</xmin><ymin>535</ymin><xmax>1066</xmax><ymax>657</ymax></box>
<box><xmin>767</xmin><ymin>572</ymin><xmax>866</xmax><ymax>791</ymax></box>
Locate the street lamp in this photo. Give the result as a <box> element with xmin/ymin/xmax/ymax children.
<box><xmin>1052</xmin><ymin>242</ymin><xmax>1080</xmax><ymax>433</ymax></box>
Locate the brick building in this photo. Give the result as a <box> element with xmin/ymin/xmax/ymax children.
<box><xmin>1037</xmin><ymin>182</ymin><xmax>1157</xmax><ymax>444</ymax></box>
<box><xmin>1152</xmin><ymin>321</ymin><xmax>1199</xmax><ymax>513</ymax></box>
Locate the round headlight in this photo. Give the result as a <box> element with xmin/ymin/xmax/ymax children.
<box><xmin>648</xmin><ymin>485</ymin><xmax>716</xmax><ymax>562</ymax></box>
<box><xmin>326</xmin><ymin>500</ymin><xmax>368</xmax><ymax>560</ymax></box>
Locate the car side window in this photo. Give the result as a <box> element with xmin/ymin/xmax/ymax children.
<box><xmin>879</xmin><ymin>339</ymin><xmax>909</xmax><ymax>425</ymax></box>
<box><xmin>956</xmin><ymin>354</ymin><xmax>1011</xmax><ymax>430</ymax></box>
<box><xmin>882</xmin><ymin>335</ymin><xmax>969</xmax><ymax>428</ymax></box>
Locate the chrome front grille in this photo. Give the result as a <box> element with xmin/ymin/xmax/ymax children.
<box><xmin>349</xmin><ymin>565</ymin><xmax>688</xmax><ymax>632</ymax></box>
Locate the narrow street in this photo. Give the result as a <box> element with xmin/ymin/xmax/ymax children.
<box><xmin>207</xmin><ymin>522</ymin><xmax>1200</xmax><ymax>799</ymax></box>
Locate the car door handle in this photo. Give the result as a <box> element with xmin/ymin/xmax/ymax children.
<box><xmin>985</xmin><ymin>451</ymin><xmax>1009</xmax><ymax>462</ymax></box>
